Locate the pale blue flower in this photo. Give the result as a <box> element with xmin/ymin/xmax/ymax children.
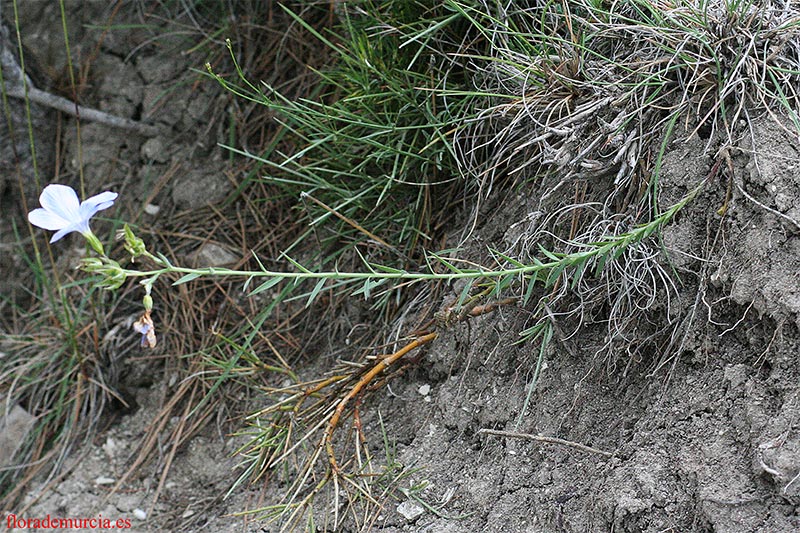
<box><xmin>28</xmin><ymin>184</ymin><xmax>118</xmax><ymax>243</ymax></box>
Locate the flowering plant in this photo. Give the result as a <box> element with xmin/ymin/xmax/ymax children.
<box><xmin>28</xmin><ymin>183</ymin><xmax>156</xmax><ymax>347</ymax></box>
<box><xmin>26</xmin><ymin>182</ymin><xmax>700</xmax><ymax>352</ymax></box>
<box><xmin>28</xmin><ymin>184</ymin><xmax>117</xmax><ymax>254</ymax></box>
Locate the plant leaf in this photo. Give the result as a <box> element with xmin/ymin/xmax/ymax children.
<box><xmin>173</xmin><ymin>272</ymin><xmax>202</xmax><ymax>285</ymax></box>
<box><xmin>250</xmin><ymin>276</ymin><xmax>283</xmax><ymax>296</ymax></box>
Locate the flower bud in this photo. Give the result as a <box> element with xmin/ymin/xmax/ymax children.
<box><xmin>104</xmin><ymin>269</ymin><xmax>127</xmax><ymax>291</ymax></box>
<box><xmin>121</xmin><ymin>224</ymin><xmax>147</xmax><ymax>260</ymax></box>
<box><xmin>80</xmin><ymin>257</ymin><xmax>104</xmax><ymax>271</ymax></box>
<box><xmin>83</xmin><ymin>231</ymin><xmax>105</xmax><ymax>255</ymax></box>
<box><xmin>80</xmin><ymin>257</ymin><xmax>126</xmax><ymax>290</ymax></box>
<box><xmin>143</xmin><ymin>294</ymin><xmax>153</xmax><ymax>311</ymax></box>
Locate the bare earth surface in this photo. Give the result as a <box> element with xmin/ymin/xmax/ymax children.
<box><xmin>2</xmin><ymin>4</ymin><xmax>799</xmax><ymax>533</ymax></box>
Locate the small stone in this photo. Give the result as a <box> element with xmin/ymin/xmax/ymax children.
<box><xmin>171</xmin><ymin>168</ymin><xmax>231</xmax><ymax>209</ymax></box>
<box><xmin>397</xmin><ymin>500</ymin><xmax>424</xmax><ymax>521</ymax></box>
<box><xmin>0</xmin><ymin>403</ymin><xmax>35</xmax><ymax>468</ymax></box>
<box><xmin>133</xmin><ymin>508</ymin><xmax>147</xmax><ymax>521</ymax></box>
<box><xmin>418</xmin><ymin>384</ymin><xmax>431</xmax><ymax>396</ymax></box>
<box><xmin>723</xmin><ymin>364</ymin><xmax>748</xmax><ymax>389</ymax></box>
<box><xmin>141</xmin><ymin>138</ymin><xmax>168</xmax><ymax>163</ymax></box>
<box><xmin>181</xmin><ymin>509</ymin><xmax>195</xmax><ymax>518</ymax></box>
<box><xmin>115</xmin><ymin>494</ymin><xmax>139</xmax><ymax>513</ymax></box>
<box><xmin>143</xmin><ymin>203</ymin><xmax>160</xmax><ymax>216</ymax></box>
<box><xmin>94</xmin><ymin>476</ymin><xmax>116</xmax><ymax>485</ymax></box>
<box><xmin>103</xmin><ymin>437</ymin><xmax>119</xmax><ymax>458</ymax></box>
<box><xmin>190</xmin><ymin>242</ymin><xmax>238</xmax><ymax>267</ymax></box>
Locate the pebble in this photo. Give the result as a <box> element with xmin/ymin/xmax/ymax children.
<box><xmin>0</xmin><ymin>404</ymin><xmax>35</xmax><ymax>468</ymax></box>
<box><xmin>102</xmin><ymin>437</ymin><xmax>119</xmax><ymax>458</ymax></box>
<box><xmin>190</xmin><ymin>242</ymin><xmax>238</xmax><ymax>267</ymax></box>
<box><xmin>94</xmin><ymin>476</ymin><xmax>115</xmax><ymax>485</ymax></box>
<box><xmin>144</xmin><ymin>203</ymin><xmax>160</xmax><ymax>215</ymax></box>
<box><xmin>141</xmin><ymin>138</ymin><xmax>168</xmax><ymax>163</ymax></box>
<box><xmin>418</xmin><ymin>384</ymin><xmax>431</xmax><ymax>396</ymax></box>
<box><xmin>133</xmin><ymin>509</ymin><xmax>147</xmax><ymax>521</ymax></box>
<box><xmin>397</xmin><ymin>500</ymin><xmax>424</xmax><ymax>521</ymax></box>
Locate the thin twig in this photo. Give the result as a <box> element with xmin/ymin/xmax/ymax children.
<box><xmin>735</xmin><ymin>182</ymin><xmax>800</xmax><ymax>231</ymax></box>
<box><xmin>478</xmin><ymin>428</ymin><xmax>614</xmax><ymax>457</ymax></box>
<box><xmin>300</xmin><ymin>191</ymin><xmax>405</xmax><ymax>258</ymax></box>
<box><xmin>7</xmin><ymin>84</ymin><xmax>159</xmax><ymax>136</ymax></box>
<box><xmin>0</xmin><ymin>37</ymin><xmax>158</xmax><ymax>136</ymax></box>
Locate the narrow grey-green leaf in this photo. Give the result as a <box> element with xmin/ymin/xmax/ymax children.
<box><xmin>571</xmin><ymin>259</ymin><xmax>587</xmax><ymax>289</ymax></box>
<box><xmin>173</xmin><ymin>272</ymin><xmax>202</xmax><ymax>285</ymax></box>
<box><xmin>250</xmin><ymin>276</ymin><xmax>283</xmax><ymax>296</ymax></box>
<box><xmin>545</xmin><ymin>262</ymin><xmax>568</xmax><ymax>287</ymax></box>
<box><xmin>491</xmin><ymin>249</ymin><xmax>525</xmax><ymax>268</ymax></box>
<box><xmin>456</xmin><ymin>278</ymin><xmax>476</xmax><ymax>308</ymax></box>
<box><xmin>284</xmin><ymin>255</ymin><xmax>312</xmax><ymax>273</ymax></box>
<box><xmin>594</xmin><ymin>254</ymin><xmax>608</xmax><ymax>277</ymax></box>
<box><xmin>306</xmin><ymin>279</ymin><xmax>326</xmax><ymax>307</ymax></box>
<box><xmin>537</xmin><ymin>244</ymin><xmax>562</xmax><ymax>262</ymax></box>
<box><xmin>522</xmin><ymin>273</ymin><xmax>539</xmax><ymax>306</ymax></box>
<box><xmin>434</xmin><ymin>256</ymin><xmax>463</xmax><ymax>274</ymax></box>
<box><xmin>251</xmin><ymin>251</ymin><xmax>269</xmax><ymax>272</ymax></box>
<box><xmin>371</xmin><ymin>263</ymin><xmax>407</xmax><ymax>275</ymax></box>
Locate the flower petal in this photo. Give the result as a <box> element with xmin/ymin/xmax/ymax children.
<box><xmin>79</xmin><ymin>191</ymin><xmax>118</xmax><ymax>220</ymax></box>
<box><xmin>144</xmin><ymin>329</ymin><xmax>157</xmax><ymax>348</ymax></box>
<box><xmin>50</xmin><ymin>223</ymin><xmax>84</xmax><ymax>243</ymax></box>
<box><xmin>39</xmin><ymin>184</ymin><xmax>81</xmax><ymax>222</ymax></box>
<box><xmin>28</xmin><ymin>208</ymin><xmax>70</xmax><ymax>231</ymax></box>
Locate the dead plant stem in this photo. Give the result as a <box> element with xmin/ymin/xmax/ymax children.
<box><xmin>479</xmin><ymin>428</ymin><xmax>613</xmax><ymax>457</ymax></box>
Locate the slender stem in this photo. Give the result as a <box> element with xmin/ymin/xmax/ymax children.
<box><xmin>118</xmin><ymin>185</ymin><xmax>697</xmax><ymax>284</ymax></box>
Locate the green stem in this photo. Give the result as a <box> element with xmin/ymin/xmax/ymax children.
<box><xmin>118</xmin><ymin>184</ymin><xmax>699</xmax><ymax>286</ymax></box>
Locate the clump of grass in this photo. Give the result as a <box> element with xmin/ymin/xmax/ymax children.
<box><xmin>0</xmin><ymin>0</ymin><xmax>125</xmax><ymax>508</ymax></box>
<box><xmin>0</xmin><ymin>258</ymin><xmax>122</xmax><ymax>507</ymax></box>
<box><xmin>0</xmin><ymin>0</ymin><xmax>313</xmax><ymax>513</ymax></box>
<box><xmin>455</xmin><ymin>0</ymin><xmax>800</xmax><ymax>183</ymax></box>
<box><xmin>210</xmin><ymin>1</ymin><xmax>489</xmax><ymax>265</ymax></box>
<box><xmin>449</xmin><ymin>0</ymin><xmax>800</xmax><ymax>361</ymax></box>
